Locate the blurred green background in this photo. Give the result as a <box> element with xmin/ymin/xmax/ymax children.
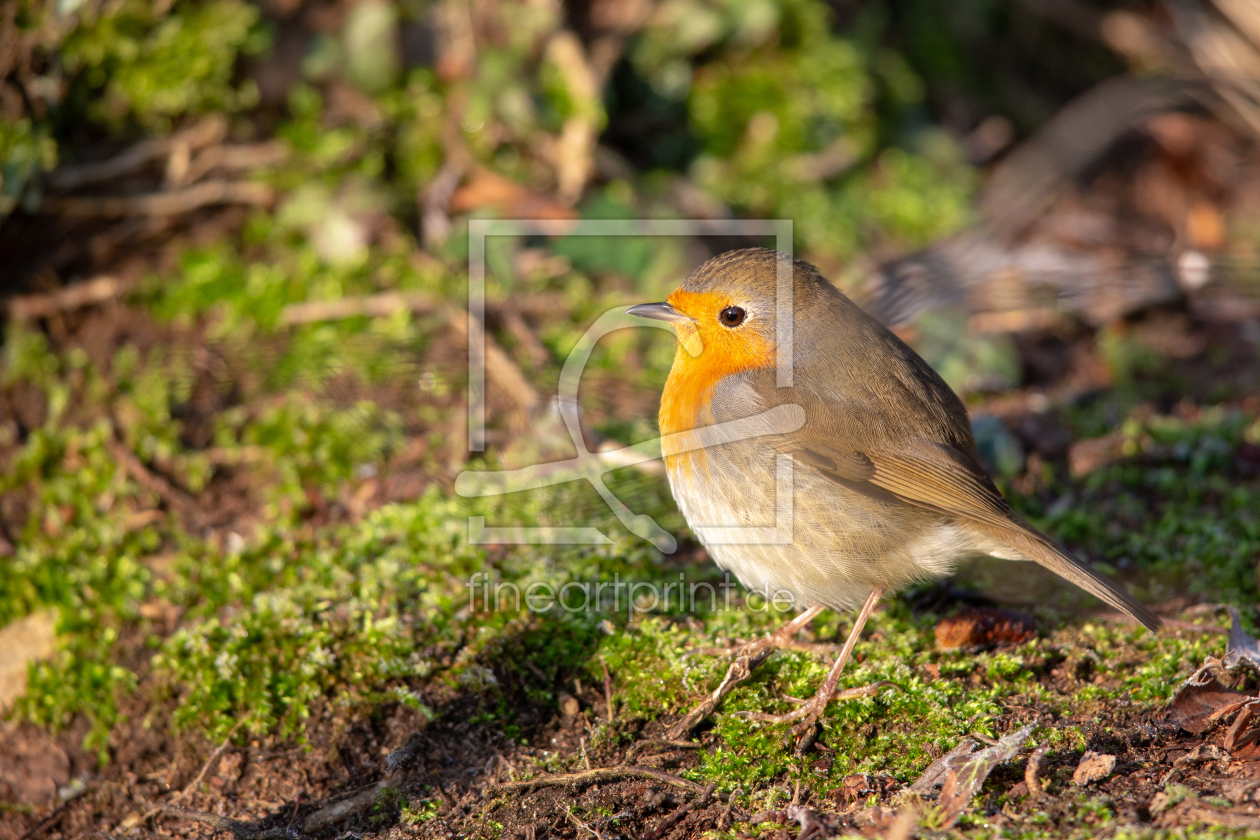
<box><xmin>3</xmin><ymin>0</ymin><xmax>1260</xmax><ymax>834</ymax></box>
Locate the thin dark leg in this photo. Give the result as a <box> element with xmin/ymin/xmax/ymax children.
<box><xmin>743</xmin><ymin>588</ymin><xmax>895</xmax><ymax>741</ymax></box>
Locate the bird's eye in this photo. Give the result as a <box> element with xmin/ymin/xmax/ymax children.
<box><xmin>719</xmin><ymin>306</ymin><xmax>746</xmax><ymax>327</ymax></box>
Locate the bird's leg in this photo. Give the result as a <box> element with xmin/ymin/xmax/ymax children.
<box><xmin>665</xmin><ymin>605</ymin><xmax>825</xmax><ymax>739</ymax></box>
<box><xmin>742</xmin><ymin>588</ymin><xmax>896</xmax><ymax>749</ymax></box>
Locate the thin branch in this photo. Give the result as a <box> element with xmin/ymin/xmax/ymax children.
<box><xmin>684</xmin><ymin>641</ymin><xmax>844</xmax><ymax>658</ymax></box>
<box><xmin>183</xmin><ymin>142</ymin><xmax>290</xmax><ymax>184</ymax></box>
<box><xmin>486</xmin><ymin>766</ymin><xmax>718</xmax><ymax>798</ymax></box>
<box><xmin>624</xmin><ymin>739</ymin><xmax>702</xmax><ymax>761</ymax></box>
<box><xmin>643</xmin><ymin>783</ymin><xmax>717</xmax><ymax>840</ymax></box>
<box><xmin>278</xmin><ymin>291</ymin><xmax>439</xmax><ymax>326</ymax></box>
<box><xmin>599</xmin><ymin>656</ymin><xmax>615</xmax><ymax>723</ymax></box>
<box><xmin>446</xmin><ymin>307</ymin><xmax>540</xmax><ymax>418</ymax></box>
<box><xmin>157</xmin><ymin>804</ymin><xmax>289</xmax><ymax>840</ymax></box>
<box><xmin>108</xmin><ymin>438</ymin><xmax>196</xmax><ymax>511</ymax></box>
<box><xmin>116</xmin><ymin>720</ymin><xmax>247</xmax><ymax>833</ymax></box>
<box><xmin>6</xmin><ymin>276</ymin><xmax>134</xmax><ymax>320</ymax></box>
<box><xmin>564</xmin><ymin>805</ymin><xmax>608</xmax><ymax>840</ymax></box>
<box><xmin>173</xmin><ymin>719</ymin><xmax>247</xmax><ymax>803</ymax></box>
<box><xmin>40</xmin><ymin>181</ymin><xmax>273</xmax><ymax>218</ymax></box>
<box><xmin>301</xmin><ymin>779</ymin><xmax>394</xmax><ymax>834</ymax></box>
<box><xmin>47</xmin><ymin>116</ymin><xmax>227</xmax><ymax>192</ymax></box>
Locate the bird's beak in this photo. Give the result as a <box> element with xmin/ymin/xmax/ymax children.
<box><xmin>627</xmin><ymin>302</ymin><xmax>690</xmax><ymax>324</ymax></box>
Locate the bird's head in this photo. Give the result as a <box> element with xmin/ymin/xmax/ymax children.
<box><xmin>627</xmin><ymin>248</ymin><xmax>791</xmax><ymax>381</ymax></box>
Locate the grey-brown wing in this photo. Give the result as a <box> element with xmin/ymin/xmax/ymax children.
<box><xmin>708</xmin><ymin>373</ymin><xmax>1161</xmax><ymax>630</ymax></box>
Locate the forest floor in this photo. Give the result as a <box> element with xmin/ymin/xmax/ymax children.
<box><xmin>1</xmin><ymin>255</ymin><xmax>1260</xmax><ymax>840</ymax></box>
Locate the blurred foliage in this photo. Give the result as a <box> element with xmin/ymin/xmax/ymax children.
<box><xmin>2</xmin><ymin>2</ymin><xmax>1259</xmax><ymax>829</ymax></box>
<box><xmin>57</xmin><ymin>0</ymin><xmax>267</xmax><ymax>130</ymax></box>
<box><xmin>0</xmin><ymin>0</ymin><xmax>994</xmax><ymax>255</ymax></box>
<box><xmin>0</xmin><ymin>118</ymin><xmax>56</xmax><ymax>215</ymax></box>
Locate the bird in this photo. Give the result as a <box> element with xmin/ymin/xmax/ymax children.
<box><xmin>628</xmin><ymin>247</ymin><xmax>1160</xmax><ymax>748</ymax></box>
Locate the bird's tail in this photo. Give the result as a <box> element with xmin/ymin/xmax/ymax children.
<box><xmin>984</xmin><ymin>517</ymin><xmax>1162</xmax><ymax>632</ymax></box>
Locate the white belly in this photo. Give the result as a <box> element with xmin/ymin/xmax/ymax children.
<box><xmin>665</xmin><ymin>445</ymin><xmax>1011</xmax><ymax>612</ymax></box>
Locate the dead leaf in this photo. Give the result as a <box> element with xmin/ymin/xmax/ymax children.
<box><xmin>908</xmin><ymin>738</ymin><xmax>978</xmax><ymax>794</ymax></box>
<box><xmin>885</xmin><ymin>804</ymin><xmax>918</xmax><ymax>840</ymax></box>
<box><xmin>448</xmin><ymin>169</ymin><xmax>576</xmax><ymax>221</ymax></box>
<box><xmin>1167</xmin><ymin>659</ymin><xmax>1251</xmax><ymax>733</ymax></box>
<box><xmin>934</xmin><ymin>608</ymin><xmax>1036</xmax><ymax>650</ymax></box>
<box><xmin>1157</xmin><ymin>799</ymin><xmax>1260</xmax><ymax>830</ymax></box>
<box><xmin>1225</xmin><ymin>699</ymin><xmax>1260</xmax><ymax>758</ymax></box>
<box><xmin>1071</xmin><ymin>751</ymin><xmax>1116</xmax><ymax>785</ymax></box>
<box><xmin>1069</xmin><ymin>432</ymin><xmax>1126</xmax><ymax>477</ymax></box>
<box><xmin>937</xmin><ymin>768</ymin><xmax>969</xmax><ymax>827</ymax></box>
<box><xmin>909</xmin><ymin>725</ymin><xmax>1034</xmax><ymax>829</ymax></box>
<box><xmin>0</xmin><ymin>611</ymin><xmax>58</xmax><ymax>712</ymax></box>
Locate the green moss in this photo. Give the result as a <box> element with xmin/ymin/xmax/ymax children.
<box><xmin>59</xmin><ymin>0</ymin><xmax>268</xmax><ymax>131</ymax></box>
<box><xmin>0</xmin><ymin>117</ymin><xmax>57</xmax><ymax>217</ymax></box>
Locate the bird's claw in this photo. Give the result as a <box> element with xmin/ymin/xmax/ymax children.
<box><xmin>741</xmin><ymin>680</ymin><xmax>901</xmax><ymax>732</ymax></box>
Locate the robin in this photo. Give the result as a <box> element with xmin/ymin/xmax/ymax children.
<box><xmin>628</xmin><ymin>248</ymin><xmax>1159</xmax><ymax>748</ymax></box>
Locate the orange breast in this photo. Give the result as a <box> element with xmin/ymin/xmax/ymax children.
<box><xmin>658</xmin><ymin>290</ymin><xmax>776</xmax><ymax>465</ymax></box>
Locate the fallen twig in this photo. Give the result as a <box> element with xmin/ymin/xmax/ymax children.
<box><xmin>624</xmin><ymin>739</ymin><xmax>702</xmax><ymax>761</ymax></box>
<box><xmin>118</xmin><ymin>720</ymin><xmax>246</xmax><ymax>832</ymax></box>
<box><xmin>280</xmin><ymin>291</ymin><xmax>569</xmax><ymax>325</ymax></box>
<box><xmin>48</xmin><ymin>116</ymin><xmax>227</xmax><ymax>192</ymax></box>
<box><xmin>1025</xmin><ymin>741</ymin><xmax>1050</xmax><ymax>797</ymax></box>
<box><xmin>564</xmin><ymin>805</ymin><xmax>606</xmax><ymax>840</ymax></box>
<box><xmin>684</xmin><ymin>641</ymin><xmax>844</xmax><ymax>658</ymax></box>
<box><xmin>665</xmin><ymin>647</ymin><xmax>775</xmax><ymax>740</ymax></box>
<box><xmin>279</xmin><ymin>293</ymin><xmax>540</xmax><ymax>420</ymax></box>
<box><xmin>447</xmin><ymin>307</ymin><xmax>540</xmax><ymax>419</ymax></box>
<box><xmin>486</xmin><ymin>766</ymin><xmax>717</xmax><ymax>798</ymax></box>
<box><xmin>183</xmin><ymin>142</ymin><xmax>290</xmax><ymax>184</ymax></box>
<box><xmin>717</xmin><ymin>788</ymin><xmax>745</xmax><ymax>830</ymax></box>
<box><xmin>599</xmin><ymin>656</ymin><xmax>614</xmax><ymax>723</ymax></box>
<box><xmin>18</xmin><ymin>805</ymin><xmax>67</xmax><ymax>840</ymax></box>
<box><xmin>157</xmin><ymin>804</ymin><xmax>289</xmax><ymax>840</ymax></box>
<box><xmin>6</xmin><ymin>276</ymin><xmax>134</xmax><ymax>320</ymax></box>
<box><xmin>643</xmin><ymin>783</ymin><xmax>716</xmax><ymax>840</ymax></box>
<box><xmin>421</xmin><ymin>160</ymin><xmax>464</xmax><ymax>248</ymax></box>
<box><xmin>278</xmin><ymin>291</ymin><xmax>440</xmax><ymax>326</ymax></box>
<box><xmin>302</xmin><ymin>778</ymin><xmax>395</xmax><ymax>834</ymax></box>
<box><xmin>500</xmin><ymin>308</ymin><xmax>551</xmax><ymax>368</ymax></box>
<box><xmin>108</xmin><ymin>438</ymin><xmax>196</xmax><ymax>511</ymax></box>
<box><xmin>41</xmin><ymin>181</ymin><xmax>273</xmax><ymax>218</ymax></box>
<box><xmin>175</xmin><ymin>719</ymin><xmax>247</xmax><ymax>803</ymax></box>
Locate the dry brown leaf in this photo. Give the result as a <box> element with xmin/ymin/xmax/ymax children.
<box><xmin>909</xmin><ymin>726</ymin><xmax>1033</xmax><ymax>829</ymax></box>
<box><xmin>448</xmin><ymin>169</ymin><xmax>576</xmax><ymax>220</ymax></box>
<box><xmin>0</xmin><ymin>611</ymin><xmax>58</xmax><ymax>712</ymax></box>
<box><xmin>1225</xmin><ymin>699</ymin><xmax>1260</xmax><ymax>758</ymax></box>
<box><xmin>1167</xmin><ymin>659</ymin><xmax>1252</xmax><ymax>734</ymax></box>
<box><xmin>1071</xmin><ymin>751</ymin><xmax>1116</xmax><ymax>785</ymax></box>
<box><xmin>934</xmin><ymin>608</ymin><xmax>1036</xmax><ymax>650</ymax></box>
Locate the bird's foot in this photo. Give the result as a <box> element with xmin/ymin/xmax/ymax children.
<box><xmin>665</xmin><ymin>607</ymin><xmax>826</xmax><ymax>740</ymax></box>
<box><xmin>739</xmin><ymin>681</ymin><xmax>899</xmax><ymax>753</ymax></box>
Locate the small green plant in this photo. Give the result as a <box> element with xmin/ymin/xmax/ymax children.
<box><xmin>400</xmin><ymin>795</ymin><xmax>440</xmax><ymax>825</ymax></box>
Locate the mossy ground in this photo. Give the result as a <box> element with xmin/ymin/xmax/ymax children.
<box><xmin>2</xmin><ymin>256</ymin><xmax>1260</xmax><ymax>840</ymax></box>
<box><xmin>4</xmin><ymin>2</ymin><xmax>1260</xmax><ymax>835</ymax></box>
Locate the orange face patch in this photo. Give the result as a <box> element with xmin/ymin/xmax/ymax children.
<box><xmin>658</xmin><ymin>289</ymin><xmax>776</xmax><ymax>444</ymax></box>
